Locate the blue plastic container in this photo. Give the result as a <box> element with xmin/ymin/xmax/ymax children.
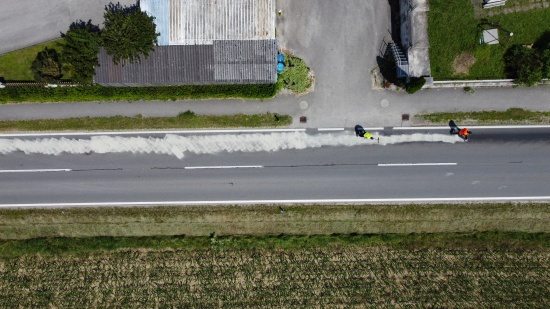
<box><xmin>277</xmin><ymin>53</ymin><xmax>285</xmax><ymax>63</ymax></box>
<box><xmin>277</xmin><ymin>63</ymin><xmax>285</xmax><ymax>73</ymax></box>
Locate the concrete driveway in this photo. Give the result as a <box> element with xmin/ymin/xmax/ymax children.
<box><xmin>276</xmin><ymin>0</ymin><xmax>393</xmax><ymax>128</ymax></box>
<box><xmin>0</xmin><ymin>0</ymin><xmax>136</xmax><ymax>55</ymax></box>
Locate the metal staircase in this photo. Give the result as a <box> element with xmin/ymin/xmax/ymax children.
<box><xmin>388</xmin><ymin>43</ymin><xmax>409</xmax><ymax>78</ymax></box>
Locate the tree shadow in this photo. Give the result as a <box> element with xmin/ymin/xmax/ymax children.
<box><xmin>388</xmin><ymin>0</ymin><xmax>402</xmax><ymax>44</ymax></box>
<box><xmin>376</xmin><ymin>55</ymin><xmax>402</xmax><ymax>86</ymax></box>
<box><xmin>533</xmin><ymin>31</ymin><xmax>550</xmax><ymax>51</ymax></box>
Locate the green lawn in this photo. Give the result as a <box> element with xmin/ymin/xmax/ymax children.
<box><xmin>0</xmin><ymin>39</ymin><xmax>66</xmax><ymax>81</ymax></box>
<box><xmin>428</xmin><ymin>0</ymin><xmax>550</xmax><ymax>79</ymax></box>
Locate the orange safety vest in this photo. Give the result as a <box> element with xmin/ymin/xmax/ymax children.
<box><xmin>459</xmin><ymin>128</ymin><xmax>469</xmax><ymax>135</ymax></box>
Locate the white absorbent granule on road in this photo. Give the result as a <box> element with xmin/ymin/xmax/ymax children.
<box><xmin>0</xmin><ymin>132</ymin><xmax>460</xmax><ymax>159</ymax></box>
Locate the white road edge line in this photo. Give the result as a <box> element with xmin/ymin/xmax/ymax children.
<box><xmin>318</xmin><ymin>128</ymin><xmax>345</xmax><ymax>131</ymax></box>
<box><xmin>393</xmin><ymin>125</ymin><xmax>550</xmax><ymax>130</ymax></box>
<box><xmin>0</xmin><ymin>169</ymin><xmax>72</xmax><ymax>173</ymax></box>
<box><xmin>0</xmin><ymin>128</ymin><xmax>307</xmax><ymax>137</ymax></box>
<box><xmin>2</xmin><ymin>196</ymin><xmax>550</xmax><ymax>207</ymax></box>
<box><xmin>184</xmin><ymin>165</ymin><xmax>264</xmax><ymax>170</ymax></box>
<box><xmin>378</xmin><ymin>163</ymin><xmax>457</xmax><ymax>167</ymax></box>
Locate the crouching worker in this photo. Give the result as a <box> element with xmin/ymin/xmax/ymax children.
<box><xmin>458</xmin><ymin>128</ymin><xmax>472</xmax><ymax>141</ymax></box>
<box><xmin>355</xmin><ymin>124</ymin><xmax>375</xmax><ymax>140</ymax></box>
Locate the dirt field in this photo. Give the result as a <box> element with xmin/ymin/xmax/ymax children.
<box><xmin>0</xmin><ymin>236</ymin><xmax>548</xmax><ymax>307</ymax></box>
<box><xmin>1</xmin><ymin>203</ymin><xmax>548</xmax><ymax>240</ymax></box>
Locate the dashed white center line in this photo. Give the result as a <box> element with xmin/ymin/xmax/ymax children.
<box><xmin>184</xmin><ymin>165</ymin><xmax>264</xmax><ymax>170</ymax></box>
<box><xmin>378</xmin><ymin>163</ymin><xmax>457</xmax><ymax>167</ymax></box>
<box><xmin>0</xmin><ymin>169</ymin><xmax>72</xmax><ymax>173</ymax></box>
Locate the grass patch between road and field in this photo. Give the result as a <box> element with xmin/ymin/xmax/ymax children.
<box><xmin>0</xmin><ymin>112</ymin><xmax>291</xmax><ymax>132</ymax></box>
<box><xmin>0</xmin><ymin>39</ymin><xmax>68</xmax><ymax>81</ymax></box>
<box><xmin>0</xmin><ymin>203</ymin><xmax>547</xmax><ymax>240</ymax></box>
<box><xmin>418</xmin><ymin>108</ymin><xmax>550</xmax><ymax>125</ymax></box>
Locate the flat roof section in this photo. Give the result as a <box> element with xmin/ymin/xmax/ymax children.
<box><xmin>170</xmin><ymin>0</ymin><xmax>275</xmax><ymax>45</ymax></box>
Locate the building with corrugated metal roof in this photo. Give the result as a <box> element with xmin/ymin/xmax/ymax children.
<box><xmin>94</xmin><ymin>0</ymin><xmax>277</xmax><ymax>86</ymax></box>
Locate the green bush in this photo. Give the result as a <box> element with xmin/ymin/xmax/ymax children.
<box><xmin>0</xmin><ymin>84</ymin><xmax>278</xmax><ymax>103</ymax></box>
<box><xmin>504</xmin><ymin>45</ymin><xmax>543</xmax><ymax>86</ymax></box>
<box><xmin>30</xmin><ymin>48</ymin><xmax>62</xmax><ymax>83</ymax></box>
<box><xmin>405</xmin><ymin>77</ymin><xmax>426</xmax><ymax>94</ymax></box>
<box><xmin>179</xmin><ymin>110</ymin><xmax>196</xmax><ymax>117</ymax></box>
<box><xmin>278</xmin><ymin>56</ymin><xmax>311</xmax><ymax>93</ymax></box>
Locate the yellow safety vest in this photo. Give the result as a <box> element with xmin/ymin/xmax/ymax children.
<box><xmin>364</xmin><ymin>132</ymin><xmax>373</xmax><ymax>139</ymax></box>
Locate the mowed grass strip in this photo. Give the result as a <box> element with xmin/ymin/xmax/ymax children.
<box><xmin>0</xmin><ymin>112</ymin><xmax>291</xmax><ymax>132</ymax></box>
<box><xmin>419</xmin><ymin>108</ymin><xmax>550</xmax><ymax>125</ymax></box>
<box><xmin>0</xmin><ymin>203</ymin><xmax>548</xmax><ymax>240</ymax></box>
<box><xmin>0</xmin><ymin>233</ymin><xmax>548</xmax><ymax>307</ymax></box>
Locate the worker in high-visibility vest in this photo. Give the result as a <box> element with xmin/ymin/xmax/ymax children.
<box><xmin>458</xmin><ymin>128</ymin><xmax>471</xmax><ymax>141</ymax></box>
<box><xmin>363</xmin><ymin>131</ymin><xmax>374</xmax><ymax>140</ymax></box>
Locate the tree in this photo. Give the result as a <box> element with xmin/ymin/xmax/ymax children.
<box><xmin>31</xmin><ymin>48</ymin><xmax>62</xmax><ymax>83</ymax></box>
<box><xmin>504</xmin><ymin>45</ymin><xmax>542</xmax><ymax>86</ymax></box>
<box><xmin>101</xmin><ymin>2</ymin><xmax>159</xmax><ymax>65</ymax></box>
<box><xmin>61</xmin><ymin>20</ymin><xmax>101</xmax><ymax>84</ymax></box>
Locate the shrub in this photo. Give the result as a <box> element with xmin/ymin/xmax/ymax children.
<box><xmin>30</xmin><ymin>48</ymin><xmax>62</xmax><ymax>83</ymax></box>
<box><xmin>179</xmin><ymin>110</ymin><xmax>196</xmax><ymax>117</ymax></box>
<box><xmin>405</xmin><ymin>77</ymin><xmax>426</xmax><ymax>94</ymax></box>
<box><xmin>278</xmin><ymin>56</ymin><xmax>311</xmax><ymax>93</ymax></box>
<box><xmin>504</xmin><ymin>45</ymin><xmax>543</xmax><ymax>86</ymax></box>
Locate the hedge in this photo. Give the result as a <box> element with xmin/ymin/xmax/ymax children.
<box><xmin>0</xmin><ymin>84</ymin><xmax>278</xmax><ymax>103</ymax></box>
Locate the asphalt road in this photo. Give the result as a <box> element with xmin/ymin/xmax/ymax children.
<box><xmin>0</xmin><ymin>127</ymin><xmax>549</xmax><ymax>206</ymax></box>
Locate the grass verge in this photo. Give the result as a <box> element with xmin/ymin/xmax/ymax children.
<box><xmin>0</xmin><ymin>203</ymin><xmax>548</xmax><ymax>240</ymax></box>
<box><xmin>0</xmin><ymin>112</ymin><xmax>291</xmax><ymax>132</ymax></box>
<box><xmin>418</xmin><ymin>108</ymin><xmax>550</xmax><ymax>125</ymax></box>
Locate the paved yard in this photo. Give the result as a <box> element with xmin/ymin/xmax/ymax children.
<box><xmin>0</xmin><ymin>0</ymin><xmax>135</xmax><ymax>55</ymax></box>
<box><xmin>276</xmin><ymin>0</ymin><xmax>393</xmax><ymax>127</ymax></box>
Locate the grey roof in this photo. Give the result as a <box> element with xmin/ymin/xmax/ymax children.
<box><xmin>94</xmin><ymin>40</ymin><xmax>277</xmax><ymax>86</ymax></box>
<box><xmin>140</xmin><ymin>0</ymin><xmax>275</xmax><ymax>46</ymax></box>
